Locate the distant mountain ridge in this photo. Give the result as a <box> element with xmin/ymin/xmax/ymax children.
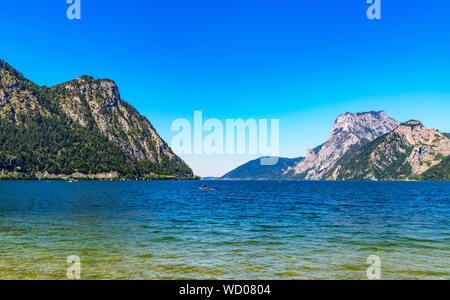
<box><xmin>224</xmin><ymin>112</ymin><xmax>449</xmax><ymax>181</ymax></box>
<box><xmin>0</xmin><ymin>60</ymin><xmax>195</xmax><ymax>179</ymax></box>
<box><xmin>221</xmin><ymin>156</ymin><xmax>304</xmax><ymax>180</ymax></box>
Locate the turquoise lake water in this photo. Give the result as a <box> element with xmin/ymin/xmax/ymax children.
<box><xmin>0</xmin><ymin>180</ymin><xmax>449</xmax><ymax>279</ymax></box>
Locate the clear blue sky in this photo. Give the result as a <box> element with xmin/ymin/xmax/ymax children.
<box><xmin>2</xmin><ymin>1</ymin><xmax>450</xmax><ymax>176</ymax></box>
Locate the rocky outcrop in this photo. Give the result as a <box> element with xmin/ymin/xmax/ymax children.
<box><xmin>285</xmin><ymin>111</ymin><xmax>399</xmax><ymax>179</ymax></box>
<box><xmin>220</xmin><ymin>111</ymin><xmax>449</xmax><ymax>181</ymax></box>
<box><xmin>0</xmin><ymin>66</ymin><xmax>45</xmax><ymax>121</ymax></box>
<box><xmin>396</xmin><ymin>121</ymin><xmax>449</xmax><ymax>175</ymax></box>
<box><xmin>334</xmin><ymin>120</ymin><xmax>450</xmax><ymax>180</ymax></box>
<box><xmin>0</xmin><ymin>60</ymin><xmax>194</xmax><ymax>179</ymax></box>
<box><xmin>51</xmin><ymin>76</ymin><xmax>177</xmax><ymax>162</ymax></box>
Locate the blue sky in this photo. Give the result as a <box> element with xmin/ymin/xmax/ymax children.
<box><xmin>2</xmin><ymin>0</ymin><xmax>450</xmax><ymax>176</ymax></box>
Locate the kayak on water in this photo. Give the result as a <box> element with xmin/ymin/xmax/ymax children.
<box><xmin>201</xmin><ymin>185</ymin><xmax>214</xmax><ymax>191</ymax></box>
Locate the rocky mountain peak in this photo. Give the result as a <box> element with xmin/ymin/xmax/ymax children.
<box><xmin>62</xmin><ymin>76</ymin><xmax>121</xmax><ymax>110</ymax></box>
<box><xmin>0</xmin><ymin>61</ymin><xmax>43</xmax><ymax>121</ymax></box>
<box><xmin>286</xmin><ymin>111</ymin><xmax>399</xmax><ymax>179</ymax></box>
<box><xmin>75</xmin><ymin>75</ymin><xmax>95</xmax><ymax>82</ymax></box>
<box><xmin>0</xmin><ymin>60</ymin><xmax>194</xmax><ymax>179</ymax></box>
<box><xmin>401</xmin><ymin>120</ymin><xmax>423</xmax><ymax>127</ymax></box>
<box><xmin>331</xmin><ymin>111</ymin><xmax>397</xmax><ymax>141</ymax></box>
<box><xmin>395</xmin><ymin>120</ymin><xmax>445</xmax><ymax>146</ymax></box>
<box><xmin>334</xmin><ymin>119</ymin><xmax>450</xmax><ymax>180</ymax></box>
<box><xmin>51</xmin><ymin>75</ymin><xmax>179</xmax><ymax>162</ymax></box>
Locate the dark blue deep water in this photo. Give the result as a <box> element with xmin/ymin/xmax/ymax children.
<box><xmin>0</xmin><ymin>180</ymin><xmax>449</xmax><ymax>279</ymax></box>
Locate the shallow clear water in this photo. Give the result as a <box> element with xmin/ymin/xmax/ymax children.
<box><xmin>0</xmin><ymin>180</ymin><xmax>449</xmax><ymax>279</ymax></box>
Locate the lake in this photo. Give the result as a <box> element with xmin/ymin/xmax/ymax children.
<box><xmin>0</xmin><ymin>180</ymin><xmax>448</xmax><ymax>279</ymax></box>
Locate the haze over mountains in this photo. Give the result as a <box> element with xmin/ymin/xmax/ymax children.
<box><xmin>0</xmin><ymin>60</ymin><xmax>194</xmax><ymax>179</ymax></box>
<box><xmin>222</xmin><ymin>111</ymin><xmax>450</xmax><ymax>181</ymax></box>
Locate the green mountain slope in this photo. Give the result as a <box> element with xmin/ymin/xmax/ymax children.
<box><xmin>331</xmin><ymin>121</ymin><xmax>450</xmax><ymax>181</ymax></box>
<box><xmin>333</xmin><ymin>132</ymin><xmax>414</xmax><ymax>180</ymax></box>
<box><xmin>419</xmin><ymin>155</ymin><xmax>450</xmax><ymax>181</ymax></box>
<box><xmin>221</xmin><ymin>156</ymin><xmax>304</xmax><ymax>180</ymax></box>
<box><xmin>0</xmin><ymin>60</ymin><xmax>194</xmax><ymax>179</ymax></box>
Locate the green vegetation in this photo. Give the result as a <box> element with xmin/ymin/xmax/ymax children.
<box><xmin>419</xmin><ymin>156</ymin><xmax>450</xmax><ymax>181</ymax></box>
<box><xmin>336</xmin><ymin>133</ymin><xmax>414</xmax><ymax>181</ymax></box>
<box><xmin>0</xmin><ymin>60</ymin><xmax>195</xmax><ymax>180</ymax></box>
<box><xmin>396</xmin><ymin>161</ymin><xmax>413</xmax><ymax>177</ymax></box>
<box><xmin>221</xmin><ymin>156</ymin><xmax>304</xmax><ymax>179</ymax></box>
<box><xmin>434</xmin><ymin>153</ymin><xmax>445</xmax><ymax>161</ymax></box>
<box><xmin>332</xmin><ymin>127</ymin><xmax>449</xmax><ymax>181</ymax></box>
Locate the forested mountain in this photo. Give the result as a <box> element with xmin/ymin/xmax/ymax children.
<box><xmin>330</xmin><ymin>120</ymin><xmax>450</xmax><ymax>181</ymax></box>
<box><xmin>221</xmin><ymin>157</ymin><xmax>304</xmax><ymax>180</ymax></box>
<box><xmin>0</xmin><ymin>60</ymin><xmax>195</xmax><ymax>180</ymax></box>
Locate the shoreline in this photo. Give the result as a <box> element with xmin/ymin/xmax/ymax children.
<box><xmin>0</xmin><ymin>171</ymin><xmax>200</xmax><ymax>181</ymax></box>
<box><xmin>0</xmin><ymin>177</ymin><xmax>445</xmax><ymax>182</ymax></box>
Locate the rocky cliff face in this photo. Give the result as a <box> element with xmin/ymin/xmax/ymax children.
<box><xmin>0</xmin><ymin>64</ymin><xmax>46</xmax><ymax>121</ymax></box>
<box><xmin>50</xmin><ymin>76</ymin><xmax>177</xmax><ymax>163</ymax></box>
<box><xmin>397</xmin><ymin>121</ymin><xmax>450</xmax><ymax>174</ymax></box>
<box><xmin>334</xmin><ymin>120</ymin><xmax>450</xmax><ymax>180</ymax></box>
<box><xmin>285</xmin><ymin>111</ymin><xmax>400</xmax><ymax>179</ymax></box>
<box><xmin>0</xmin><ymin>60</ymin><xmax>193</xmax><ymax>179</ymax></box>
<box><xmin>220</xmin><ymin>110</ymin><xmax>448</xmax><ymax>181</ymax></box>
